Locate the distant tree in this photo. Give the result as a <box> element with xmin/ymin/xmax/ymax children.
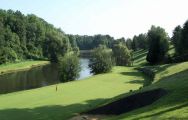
<box><xmin>68</xmin><ymin>35</ymin><xmax>77</xmax><ymax>48</ymax></box>
<box><xmin>132</xmin><ymin>34</ymin><xmax>148</xmax><ymax>50</ymax></box>
<box><xmin>169</xmin><ymin>20</ymin><xmax>188</xmax><ymax>63</ymax></box>
<box><xmin>116</xmin><ymin>37</ymin><xmax>126</xmax><ymax>44</ymax></box>
<box><xmin>181</xmin><ymin>20</ymin><xmax>188</xmax><ymax>54</ymax></box>
<box><xmin>146</xmin><ymin>26</ymin><xmax>169</xmax><ymax>64</ymax></box>
<box><xmin>137</xmin><ymin>34</ymin><xmax>148</xmax><ymax>49</ymax></box>
<box><xmin>72</xmin><ymin>34</ymin><xmax>115</xmax><ymax>50</ymax></box>
<box><xmin>112</xmin><ymin>43</ymin><xmax>131</xmax><ymax>66</ymax></box>
<box><xmin>172</xmin><ymin>25</ymin><xmax>182</xmax><ymax>55</ymax></box>
<box><xmin>89</xmin><ymin>45</ymin><xmax>113</xmax><ymax>74</ymax></box>
<box><xmin>126</xmin><ymin>38</ymin><xmax>133</xmax><ymax>50</ymax></box>
<box><xmin>58</xmin><ymin>53</ymin><xmax>81</xmax><ymax>82</ymax></box>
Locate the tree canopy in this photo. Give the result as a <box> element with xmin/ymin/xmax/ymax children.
<box><xmin>112</xmin><ymin>43</ymin><xmax>131</xmax><ymax>66</ymax></box>
<box><xmin>0</xmin><ymin>9</ymin><xmax>71</xmax><ymax>64</ymax></box>
<box><xmin>89</xmin><ymin>45</ymin><xmax>113</xmax><ymax>74</ymax></box>
<box><xmin>58</xmin><ymin>53</ymin><xmax>81</xmax><ymax>82</ymax></box>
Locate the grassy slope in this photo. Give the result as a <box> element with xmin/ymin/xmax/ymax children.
<box><xmin>133</xmin><ymin>49</ymin><xmax>148</xmax><ymax>66</ymax></box>
<box><xmin>133</xmin><ymin>44</ymin><xmax>175</xmax><ymax>66</ymax></box>
<box><xmin>108</xmin><ymin>50</ymin><xmax>188</xmax><ymax>120</ymax></box>
<box><xmin>0</xmin><ymin>67</ymin><xmax>145</xmax><ymax>120</ymax></box>
<box><xmin>0</xmin><ymin>61</ymin><xmax>50</xmax><ymax>75</ymax></box>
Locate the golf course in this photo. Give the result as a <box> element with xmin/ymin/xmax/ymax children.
<box><xmin>1</xmin><ymin>1</ymin><xmax>188</xmax><ymax>119</ymax></box>
<box><xmin>0</xmin><ymin>49</ymin><xmax>188</xmax><ymax>120</ymax></box>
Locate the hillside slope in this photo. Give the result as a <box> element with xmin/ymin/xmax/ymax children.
<box><xmin>108</xmin><ymin>51</ymin><xmax>188</xmax><ymax>120</ymax></box>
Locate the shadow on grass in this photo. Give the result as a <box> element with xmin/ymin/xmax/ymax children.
<box><xmin>0</xmin><ymin>98</ymin><xmax>109</xmax><ymax>120</ymax></box>
<box><xmin>120</xmin><ymin>71</ymin><xmax>143</xmax><ymax>77</ymax></box>
<box><xmin>133</xmin><ymin>50</ymin><xmax>147</xmax><ymax>61</ymax></box>
<box><xmin>115</xmin><ymin>69</ymin><xmax>188</xmax><ymax>120</ymax></box>
<box><xmin>127</xmin><ymin>80</ymin><xmax>144</xmax><ymax>84</ymax></box>
<box><xmin>133</xmin><ymin>49</ymin><xmax>147</xmax><ymax>56</ymax></box>
<box><xmin>143</xmin><ymin>61</ymin><xmax>177</xmax><ymax>74</ymax></box>
<box><xmin>120</xmin><ymin>71</ymin><xmax>150</xmax><ymax>86</ymax></box>
<box><xmin>85</xmin><ymin>88</ymin><xmax>167</xmax><ymax>115</ymax></box>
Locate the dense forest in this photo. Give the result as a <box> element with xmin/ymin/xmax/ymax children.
<box><xmin>0</xmin><ymin>9</ymin><xmax>71</xmax><ymax>64</ymax></box>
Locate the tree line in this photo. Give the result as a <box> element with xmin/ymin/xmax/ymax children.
<box><xmin>67</xmin><ymin>34</ymin><xmax>148</xmax><ymax>51</ymax></box>
<box><xmin>172</xmin><ymin>20</ymin><xmax>188</xmax><ymax>61</ymax></box>
<box><xmin>68</xmin><ymin>34</ymin><xmax>115</xmax><ymax>50</ymax></box>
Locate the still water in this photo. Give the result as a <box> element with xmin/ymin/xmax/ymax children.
<box><xmin>0</xmin><ymin>58</ymin><xmax>92</xmax><ymax>94</ymax></box>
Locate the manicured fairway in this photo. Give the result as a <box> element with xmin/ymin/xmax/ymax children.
<box><xmin>0</xmin><ymin>67</ymin><xmax>144</xmax><ymax>120</ymax></box>
<box><xmin>133</xmin><ymin>49</ymin><xmax>148</xmax><ymax>66</ymax></box>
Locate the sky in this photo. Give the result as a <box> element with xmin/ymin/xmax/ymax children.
<box><xmin>0</xmin><ymin>0</ymin><xmax>188</xmax><ymax>39</ymax></box>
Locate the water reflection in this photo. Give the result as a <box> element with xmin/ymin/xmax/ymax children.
<box><xmin>0</xmin><ymin>58</ymin><xmax>91</xmax><ymax>94</ymax></box>
<box><xmin>78</xmin><ymin>58</ymin><xmax>92</xmax><ymax>80</ymax></box>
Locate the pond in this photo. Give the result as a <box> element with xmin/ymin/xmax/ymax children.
<box><xmin>0</xmin><ymin>58</ymin><xmax>92</xmax><ymax>94</ymax></box>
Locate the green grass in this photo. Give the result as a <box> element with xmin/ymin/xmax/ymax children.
<box><xmin>0</xmin><ymin>66</ymin><xmax>145</xmax><ymax>120</ymax></box>
<box><xmin>168</xmin><ymin>44</ymin><xmax>175</xmax><ymax>56</ymax></box>
<box><xmin>0</xmin><ymin>61</ymin><xmax>50</xmax><ymax>75</ymax></box>
<box><xmin>133</xmin><ymin>49</ymin><xmax>148</xmax><ymax>66</ymax></box>
<box><xmin>107</xmin><ymin>50</ymin><xmax>188</xmax><ymax>120</ymax></box>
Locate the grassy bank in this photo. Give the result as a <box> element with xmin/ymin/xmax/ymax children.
<box><xmin>0</xmin><ymin>61</ymin><xmax>50</xmax><ymax>75</ymax></box>
<box><xmin>0</xmin><ymin>66</ymin><xmax>145</xmax><ymax>120</ymax></box>
<box><xmin>107</xmin><ymin>50</ymin><xmax>188</xmax><ymax>120</ymax></box>
<box><xmin>133</xmin><ymin>49</ymin><xmax>148</xmax><ymax>66</ymax></box>
<box><xmin>108</xmin><ymin>61</ymin><xmax>188</xmax><ymax>120</ymax></box>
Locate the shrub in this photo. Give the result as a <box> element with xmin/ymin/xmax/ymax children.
<box><xmin>112</xmin><ymin>43</ymin><xmax>131</xmax><ymax>66</ymax></box>
<box><xmin>89</xmin><ymin>45</ymin><xmax>114</xmax><ymax>74</ymax></box>
<box><xmin>58</xmin><ymin>53</ymin><xmax>81</xmax><ymax>82</ymax></box>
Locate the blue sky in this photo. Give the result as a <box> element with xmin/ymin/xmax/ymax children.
<box><xmin>0</xmin><ymin>0</ymin><xmax>188</xmax><ymax>39</ymax></box>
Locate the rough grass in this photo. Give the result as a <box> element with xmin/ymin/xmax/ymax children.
<box><xmin>0</xmin><ymin>67</ymin><xmax>145</xmax><ymax>120</ymax></box>
<box><xmin>0</xmin><ymin>61</ymin><xmax>50</xmax><ymax>75</ymax></box>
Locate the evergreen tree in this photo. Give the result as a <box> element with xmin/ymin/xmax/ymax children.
<box><xmin>172</xmin><ymin>25</ymin><xmax>182</xmax><ymax>55</ymax></box>
<box><xmin>146</xmin><ymin>26</ymin><xmax>169</xmax><ymax>64</ymax></box>
<box><xmin>181</xmin><ymin>20</ymin><xmax>188</xmax><ymax>54</ymax></box>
